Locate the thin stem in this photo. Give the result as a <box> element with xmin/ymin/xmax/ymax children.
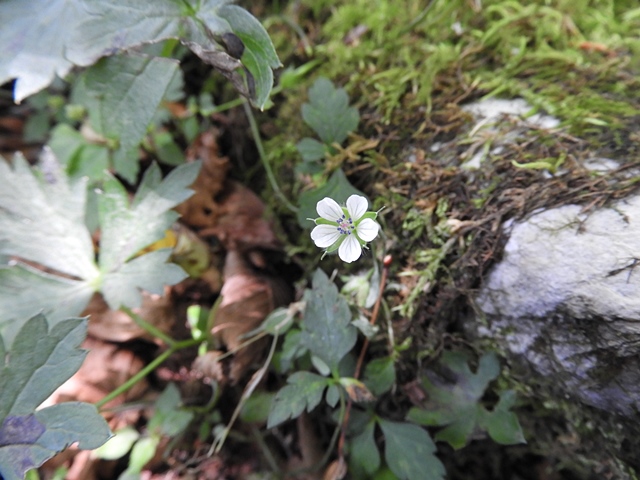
<box><xmin>251</xmin><ymin>423</ymin><xmax>281</xmax><ymax>473</ymax></box>
<box><xmin>95</xmin><ymin>338</ymin><xmax>201</xmax><ymax>410</ymax></box>
<box><xmin>211</xmin><ymin>96</ymin><xmax>245</xmax><ymax>114</ymax></box>
<box><xmin>242</xmin><ymin>100</ymin><xmax>298</xmax><ymax>212</ymax></box>
<box><xmin>337</xmin><ymin>255</ymin><xmax>392</xmax><ymax>459</ymax></box>
<box><xmin>121</xmin><ymin>305</ymin><xmax>176</xmax><ymax>346</ymax></box>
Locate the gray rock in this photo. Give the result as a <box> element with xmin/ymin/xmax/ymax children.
<box><xmin>477</xmin><ymin>194</ymin><xmax>640</xmax><ymax>415</ymax></box>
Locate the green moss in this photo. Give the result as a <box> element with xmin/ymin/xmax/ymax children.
<box><xmin>266</xmin><ymin>0</ymin><xmax>640</xmax><ymax>141</ymax></box>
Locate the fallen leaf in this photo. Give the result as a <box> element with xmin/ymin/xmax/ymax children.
<box><xmin>84</xmin><ymin>291</ymin><xmax>176</xmax><ymax>343</ymax></box>
<box><xmin>175</xmin><ymin>130</ymin><xmax>230</xmax><ymax>229</ymax></box>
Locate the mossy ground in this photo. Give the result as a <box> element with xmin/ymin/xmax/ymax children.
<box><xmin>239</xmin><ymin>0</ymin><xmax>640</xmax><ymax>478</ymax></box>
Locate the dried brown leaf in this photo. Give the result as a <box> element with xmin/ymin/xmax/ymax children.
<box><xmin>175</xmin><ymin>130</ymin><xmax>230</xmax><ymax>228</ymax></box>
<box><xmin>85</xmin><ymin>291</ymin><xmax>175</xmax><ymax>343</ymax></box>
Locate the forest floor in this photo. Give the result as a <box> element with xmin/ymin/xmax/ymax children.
<box><xmin>3</xmin><ymin>0</ymin><xmax>640</xmax><ymax>479</ymax></box>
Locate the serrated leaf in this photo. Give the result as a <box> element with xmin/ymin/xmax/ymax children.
<box><xmin>71</xmin><ymin>0</ymin><xmax>274</xmax><ymax>108</ymax></box>
<box><xmin>0</xmin><ymin>264</ymin><xmax>95</xmax><ymax>346</ymax></box>
<box><xmin>378</xmin><ymin>420</ymin><xmax>445</xmax><ymax>480</ymax></box>
<box><xmin>97</xmin><ymin>161</ymin><xmax>200</xmax><ymax>309</ymax></box>
<box><xmin>99</xmin><ymin>162</ymin><xmax>200</xmax><ymax>272</ymax></box>
<box><xmin>406</xmin><ymin>351</ymin><xmax>524</xmax><ymax>449</ymax></box>
<box><xmin>0</xmin><ymin>315</ymin><xmax>111</xmax><ymax>480</ymax></box>
<box><xmin>296</xmin><ymin>137</ymin><xmax>327</xmax><ymax>162</ymax></box>
<box><xmin>301</xmin><ymin>77</ymin><xmax>359</xmax><ymax>144</ymax></box>
<box><xmin>301</xmin><ymin>269</ymin><xmax>357</xmax><ymax>371</ymax></box>
<box><xmin>0</xmin><ymin>0</ymin><xmax>82</xmax><ymax>102</ymax></box>
<box><xmin>79</xmin><ymin>54</ymin><xmax>180</xmax><ymax>182</ymax></box>
<box><xmin>0</xmin><ymin>315</ymin><xmax>87</xmax><ymax>419</ymax></box>
<box><xmin>0</xmin><ymin>154</ymin><xmax>97</xmax><ymax>280</ymax></box>
<box><xmin>102</xmin><ymin>249</ymin><xmax>188</xmax><ymax>309</ymax></box>
<box><xmin>297</xmin><ymin>168</ymin><xmax>365</xmax><ymax>227</ymax></box>
<box><xmin>0</xmin><ymin>156</ymin><xmax>200</xmax><ymax>335</ymax></box>
<box><xmin>0</xmin><ymin>0</ymin><xmax>279</xmax><ymax>106</ymax></box>
<box><xmin>267</xmin><ymin>372</ymin><xmax>329</xmax><ymax>428</ymax></box>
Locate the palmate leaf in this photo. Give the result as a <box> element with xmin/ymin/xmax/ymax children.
<box><xmin>0</xmin><ymin>0</ymin><xmax>280</xmax><ymax>108</ymax></box>
<box><xmin>0</xmin><ymin>155</ymin><xmax>200</xmax><ymax>344</ymax></box>
<box><xmin>301</xmin><ymin>77</ymin><xmax>360</xmax><ymax>145</ymax></box>
<box><xmin>0</xmin><ymin>315</ymin><xmax>111</xmax><ymax>480</ymax></box>
<box><xmin>301</xmin><ymin>269</ymin><xmax>357</xmax><ymax>371</ymax></box>
<box><xmin>267</xmin><ymin>372</ymin><xmax>329</xmax><ymax>428</ymax></box>
<box><xmin>378</xmin><ymin>420</ymin><xmax>445</xmax><ymax>480</ymax></box>
<box><xmin>406</xmin><ymin>351</ymin><xmax>525</xmax><ymax>449</ymax></box>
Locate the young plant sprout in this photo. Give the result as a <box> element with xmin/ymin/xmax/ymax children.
<box><xmin>310</xmin><ymin>195</ymin><xmax>380</xmax><ymax>263</ymax></box>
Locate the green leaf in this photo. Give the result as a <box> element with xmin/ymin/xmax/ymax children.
<box><xmin>0</xmin><ymin>0</ymin><xmax>83</xmax><ymax>102</ymax></box>
<box><xmin>478</xmin><ymin>390</ymin><xmax>526</xmax><ymax>445</ymax></box>
<box><xmin>0</xmin><ymin>315</ymin><xmax>111</xmax><ymax>480</ymax></box>
<box><xmin>301</xmin><ymin>77</ymin><xmax>359</xmax><ymax>145</ymax></box>
<box><xmin>296</xmin><ymin>137</ymin><xmax>327</xmax><ymax>162</ymax></box>
<box><xmin>69</xmin><ymin>0</ymin><xmax>276</xmax><ymax>107</ymax></box>
<box><xmin>94</xmin><ymin>426</ymin><xmax>140</xmax><ymax>460</ymax></box>
<box><xmin>240</xmin><ymin>392</ymin><xmax>275</xmax><ymax>424</ymax></box>
<box><xmin>48</xmin><ymin>124</ymin><xmax>110</xmax><ymax>181</ymax></box>
<box><xmin>148</xmin><ymin>384</ymin><xmax>194</xmax><ymax>437</ymax></box>
<box><xmin>406</xmin><ymin>351</ymin><xmax>524</xmax><ymax>449</ymax></box>
<box><xmin>378</xmin><ymin>420</ymin><xmax>444</xmax><ymax>480</ymax></box>
<box><xmin>297</xmin><ymin>168</ymin><xmax>365</xmax><ymax>227</ymax></box>
<box><xmin>125</xmin><ymin>435</ymin><xmax>160</xmax><ymax>475</ymax></box>
<box><xmin>363</xmin><ymin>357</ymin><xmax>396</xmax><ymax>396</ymax></box>
<box><xmin>101</xmin><ymin>249</ymin><xmax>187</xmax><ymax>310</ymax></box>
<box><xmin>259</xmin><ymin>306</ymin><xmax>295</xmax><ymax>336</ymax></box>
<box><xmin>349</xmin><ymin>420</ymin><xmax>380</xmax><ymax>476</ymax></box>
<box><xmin>0</xmin><ymin>0</ymin><xmax>280</xmax><ymax>106</ymax></box>
<box><xmin>0</xmin><ymin>156</ymin><xmax>200</xmax><ymax>338</ymax></box>
<box><xmin>97</xmin><ymin>161</ymin><xmax>200</xmax><ymax>309</ymax></box>
<box><xmin>218</xmin><ymin>4</ymin><xmax>281</xmax><ymax>109</ymax></box>
<box><xmin>267</xmin><ymin>372</ymin><xmax>329</xmax><ymax>428</ymax></box>
<box><xmin>0</xmin><ymin>154</ymin><xmax>97</xmax><ymax>280</ymax></box>
<box><xmin>79</xmin><ymin>55</ymin><xmax>180</xmax><ymax>182</ymax></box>
<box><xmin>0</xmin><ymin>264</ymin><xmax>95</xmax><ymax>346</ymax></box>
<box><xmin>301</xmin><ymin>269</ymin><xmax>357</xmax><ymax>371</ymax></box>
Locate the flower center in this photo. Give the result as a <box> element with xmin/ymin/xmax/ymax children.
<box><xmin>337</xmin><ymin>214</ymin><xmax>354</xmax><ymax>235</ymax></box>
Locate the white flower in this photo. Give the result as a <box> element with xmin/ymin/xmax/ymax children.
<box><xmin>310</xmin><ymin>195</ymin><xmax>380</xmax><ymax>263</ymax></box>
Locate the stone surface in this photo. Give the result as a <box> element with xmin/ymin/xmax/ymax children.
<box><xmin>477</xmin><ymin>194</ymin><xmax>640</xmax><ymax>416</ymax></box>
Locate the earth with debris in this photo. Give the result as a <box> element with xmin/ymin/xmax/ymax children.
<box><xmin>1</xmin><ymin>1</ymin><xmax>640</xmax><ymax>480</ymax></box>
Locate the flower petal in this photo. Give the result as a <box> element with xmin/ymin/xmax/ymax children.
<box><xmin>317</xmin><ymin>197</ymin><xmax>345</xmax><ymax>222</ymax></box>
<box><xmin>346</xmin><ymin>195</ymin><xmax>368</xmax><ymax>221</ymax></box>
<box><xmin>338</xmin><ymin>234</ymin><xmax>362</xmax><ymax>263</ymax></box>
<box><xmin>356</xmin><ymin>218</ymin><xmax>380</xmax><ymax>242</ymax></box>
<box><xmin>311</xmin><ymin>224</ymin><xmax>341</xmax><ymax>248</ymax></box>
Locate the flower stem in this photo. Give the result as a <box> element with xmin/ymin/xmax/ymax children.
<box><xmin>337</xmin><ymin>255</ymin><xmax>392</xmax><ymax>459</ymax></box>
<box><xmin>95</xmin><ymin>337</ymin><xmax>202</xmax><ymax>411</ymax></box>
<box><xmin>242</xmin><ymin>100</ymin><xmax>298</xmax><ymax>212</ymax></box>
<box><xmin>120</xmin><ymin>305</ymin><xmax>176</xmax><ymax>346</ymax></box>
